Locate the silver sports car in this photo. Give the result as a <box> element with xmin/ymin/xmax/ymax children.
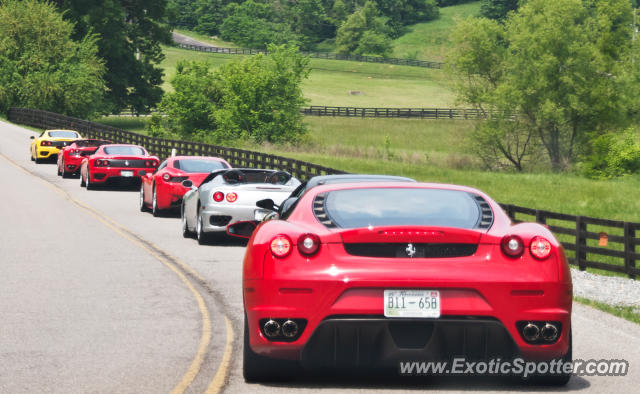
<box><xmin>181</xmin><ymin>168</ymin><xmax>301</xmax><ymax>244</ymax></box>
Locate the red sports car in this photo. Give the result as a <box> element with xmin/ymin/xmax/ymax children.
<box><xmin>79</xmin><ymin>144</ymin><xmax>159</xmax><ymax>190</ymax></box>
<box><xmin>241</xmin><ymin>182</ymin><xmax>572</xmax><ymax>383</ymax></box>
<box><xmin>139</xmin><ymin>155</ymin><xmax>231</xmax><ymax>216</ymax></box>
<box><xmin>57</xmin><ymin>139</ymin><xmax>112</xmax><ymax>178</ymax></box>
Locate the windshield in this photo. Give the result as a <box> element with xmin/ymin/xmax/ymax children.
<box><xmin>323</xmin><ymin>188</ymin><xmax>481</xmax><ymax>229</ymax></box>
<box><xmin>48</xmin><ymin>131</ymin><xmax>79</xmax><ymax>138</ymax></box>
<box><xmin>76</xmin><ymin>140</ymin><xmax>110</xmax><ymax>147</ymax></box>
<box><xmin>103</xmin><ymin>146</ymin><xmax>146</xmax><ymax>156</ymax></box>
<box><xmin>174</xmin><ymin>159</ymin><xmax>229</xmax><ymax>173</ymax></box>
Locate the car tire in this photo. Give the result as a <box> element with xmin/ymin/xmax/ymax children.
<box><xmin>80</xmin><ymin>170</ymin><xmax>86</xmax><ymax>187</ymax></box>
<box><xmin>522</xmin><ymin>327</ymin><xmax>572</xmax><ymax>386</ymax></box>
<box><xmin>57</xmin><ymin>162</ymin><xmax>62</xmax><ymax>176</ymax></box>
<box><xmin>34</xmin><ymin>150</ymin><xmax>41</xmax><ymax>164</ymax></box>
<box><xmin>181</xmin><ymin>208</ymin><xmax>193</xmax><ymax>238</ymax></box>
<box><xmin>61</xmin><ymin>159</ymin><xmax>69</xmax><ymax>178</ymax></box>
<box><xmin>30</xmin><ymin>151</ymin><xmax>35</xmax><ymax>162</ymax></box>
<box><xmin>86</xmin><ymin>169</ymin><xmax>94</xmax><ymax>190</ymax></box>
<box><xmin>243</xmin><ymin>313</ymin><xmax>297</xmax><ymax>382</ymax></box>
<box><xmin>139</xmin><ymin>184</ymin><xmax>148</xmax><ymax>212</ymax></box>
<box><xmin>152</xmin><ymin>185</ymin><xmax>160</xmax><ymax>217</ymax></box>
<box><xmin>196</xmin><ymin>212</ymin><xmax>211</xmax><ymax>245</ymax></box>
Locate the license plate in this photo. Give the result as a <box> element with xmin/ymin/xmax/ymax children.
<box><xmin>121</xmin><ymin>170</ymin><xmax>134</xmax><ymax>177</ymax></box>
<box><xmin>384</xmin><ymin>290</ymin><xmax>440</xmax><ymax>318</ymax></box>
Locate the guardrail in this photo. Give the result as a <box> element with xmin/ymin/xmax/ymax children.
<box><xmin>175</xmin><ymin>43</ymin><xmax>444</xmax><ymax>69</ymax></box>
<box><xmin>302</xmin><ymin>106</ymin><xmax>487</xmax><ymax>119</ymax></box>
<box><xmin>7</xmin><ymin>107</ymin><xmax>639</xmax><ymax>279</ymax></box>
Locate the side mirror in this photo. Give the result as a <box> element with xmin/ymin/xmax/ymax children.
<box><xmin>256</xmin><ymin>198</ymin><xmax>278</xmax><ymax>211</ymax></box>
<box><xmin>182</xmin><ymin>179</ymin><xmax>194</xmax><ymax>188</ymax></box>
<box><xmin>30</xmin><ymin>136</ymin><xmax>34</xmax><ymax>139</ymax></box>
<box><xmin>226</xmin><ymin>221</ymin><xmax>258</xmax><ymax>239</ymax></box>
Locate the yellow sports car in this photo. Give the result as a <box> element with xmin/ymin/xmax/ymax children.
<box><xmin>30</xmin><ymin>129</ymin><xmax>82</xmax><ymax>163</ymax></box>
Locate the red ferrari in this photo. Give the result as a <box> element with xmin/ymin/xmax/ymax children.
<box><xmin>241</xmin><ymin>182</ymin><xmax>572</xmax><ymax>383</ymax></box>
<box><xmin>79</xmin><ymin>144</ymin><xmax>159</xmax><ymax>190</ymax></box>
<box><xmin>57</xmin><ymin>139</ymin><xmax>111</xmax><ymax>178</ymax></box>
<box><xmin>139</xmin><ymin>155</ymin><xmax>231</xmax><ymax>216</ymax></box>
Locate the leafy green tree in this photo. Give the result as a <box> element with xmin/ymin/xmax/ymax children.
<box><xmin>480</xmin><ymin>0</ymin><xmax>520</xmax><ymax>20</ymax></box>
<box><xmin>212</xmin><ymin>45</ymin><xmax>310</xmax><ymax>143</ymax></box>
<box><xmin>451</xmin><ymin>0</ymin><xmax>635</xmax><ymax>172</ymax></box>
<box><xmin>160</xmin><ymin>45</ymin><xmax>310</xmax><ymax>144</ymax></box>
<box><xmin>375</xmin><ymin>0</ymin><xmax>439</xmax><ymax>35</ymax></box>
<box><xmin>336</xmin><ymin>1</ymin><xmax>393</xmax><ymax>56</ymax></box>
<box><xmin>52</xmin><ymin>0</ymin><xmax>171</xmax><ymax>114</ymax></box>
<box><xmin>0</xmin><ymin>0</ymin><xmax>105</xmax><ymax>118</ymax></box>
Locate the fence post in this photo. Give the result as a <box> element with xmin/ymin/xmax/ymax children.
<box><xmin>624</xmin><ymin>222</ymin><xmax>636</xmax><ymax>279</ymax></box>
<box><xmin>504</xmin><ymin>204</ymin><xmax>515</xmax><ymax>221</ymax></box>
<box><xmin>576</xmin><ymin>216</ymin><xmax>587</xmax><ymax>271</ymax></box>
<box><xmin>535</xmin><ymin>210</ymin><xmax>547</xmax><ymax>225</ymax></box>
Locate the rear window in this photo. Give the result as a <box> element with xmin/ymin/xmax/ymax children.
<box><xmin>323</xmin><ymin>188</ymin><xmax>481</xmax><ymax>229</ymax></box>
<box><xmin>174</xmin><ymin>159</ymin><xmax>228</xmax><ymax>173</ymax></box>
<box><xmin>223</xmin><ymin>170</ymin><xmax>291</xmax><ymax>184</ymax></box>
<box><xmin>77</xmin><ymin>140</ymin><xmax>110</xmax><ymax>147</ymax></box>
<box><xmin>49</xmin><ymin>131</ymin><xmax>78</xmax><ymax>138</ymax></box>
<box><xmin>103</xmin><ymin>146</ymin><xmax>146</xmax><ymax>156</ymax></box>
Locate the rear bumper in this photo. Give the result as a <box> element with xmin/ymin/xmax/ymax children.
<box><xmin>89</xmin><ymin>168</ymin><xmax>150</xmax><ymax>183</ymax></box>
<box><xmin>300</xmin><ymin>317</ymin><xmax>518</xmax><ymax>370</ymax></box>
<box><xmin>36</xmin><ymin>147</ymin><xmax>60</xmax><ymax>158</ymax></box>
<box><xmin>201</xmin><ymin>205</ymin><xmax>258</xmax><ymax>232</ymax></box>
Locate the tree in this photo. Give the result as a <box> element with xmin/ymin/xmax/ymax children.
<box><xmin>480</xmin><ymin>0</ymin><xmax>520</xmax><ymax>21</ymax></box>
<box><xmin>374</xmin><ymin>0</ymin><xmax>439</xmax><ymax>36</ymax></box>
<box><xmin>52</xmin><ymin>0</ymin><xmax>171</xmax><ymax>114</ymax></box>
<box><xmin>336</xmin><ymin>1</ymin><xmax>393</xmax><ymax>57</ymax></box>
<box><xmin>0</xmin><ymin>0</ymin><xmax>105</xmax><ymax>118</ymax></box>
<box><xmin>159</xmin><ymin>45</ymin><xmax>310</xmax><ymax>144</ymax></box>
<box><xmin>450</xmin><ymin>0</ymin><xmax>635</xmax><ymax>171</ymax></box>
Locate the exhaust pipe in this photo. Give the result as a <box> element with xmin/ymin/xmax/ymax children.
<box><xmin>522</xmin><ymin>323</ymin><xmax>540</xmax><ymax>342</ymax></box>
<box><xmin>263</xmin><ymin>320</ymin><xmax>281</xmax><ymax>338</ymax></box>
<box><xmin>281</xmin><ymin>320</ymin><xmax>299</xmax><ymax>338</ymax></box>
<box><xmin>541</xmin><ymin>323</ymin><xmax>559</xmax><ymax>342</ymax></box>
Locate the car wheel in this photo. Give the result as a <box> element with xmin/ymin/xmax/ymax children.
<box><xmin>86</xmin><ymin>169</ymin><xmax>94</xmax><ymax>190</ymax></box>
<box><xmin>61</xmin><ymin>159</ymin><xmax>69</xmax><ymax>178</ymax></box>
<box><xmin>196</xmin><ymin>212</ymin><xmax>211</xmax><ymax>245</ymax></box>
<box><xmin>80</xmin><ymin>170</ymin><xmax>86</xmax><ymax>187</ymax></box>
<box><xmin>182</xmin><ymin>208</ymin><xmax>193</xmax><ymax>238</ymax></box>
<box><xmin>152</xmin><ymin>185</ymin><xmax>160</xmax><ymax>217</ymax></box>
<box><xmin>139</xmin><ymin>184</ymin><xmax>148</xmax><ymax>212</ymax></box>
<box><xmin>30</xmin><ymin>150</ymin><xmax>35</xmax><ymax>162</ymax></box>
<box><xmin>34</xmin><ymin>150</ymin><xmax>41</xmax><ymax>164</ymax></box>
<box><xmin>243</xmin><ymin>313</ymin><xmax>296</xmax><ymax>382</ymax></box>
<box><xmin>57</xmin><ymin>162</ymin><xmax>62</xmax><ymax>176</ymax></box>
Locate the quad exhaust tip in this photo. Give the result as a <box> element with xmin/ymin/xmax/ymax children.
<box><xmin>541</xmin><ymin>323</ymin><xmax>559</xmax><ymax>341</ymax></box>
<box><xmin>522</xmin><ymin>323</ymin><xmax>540</xmax><ymax>342</ymax></box>
<box><xmin>263</xmin><ymin>319</ymin><xmax>281</xmax><ymax>338</ymax></box>
<box><xmin>281</xmin><ymin>320</ymin><xmax>299</xmax><ymax>338</ymax></box>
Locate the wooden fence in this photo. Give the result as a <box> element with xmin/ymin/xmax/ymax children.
<box><xmin>7</xmin><ymin>107</ymin><xmax>638</xmax><ymax>279</ymax></box>
<box><xmin>175</xmin><ymin>43</ymin><xmax>444</xmax><ymax>69</ymax></box>
<box><xmin>302</xmin><ymin>106</ymin><xmax>488</xmax><ymax>119</ymax></box>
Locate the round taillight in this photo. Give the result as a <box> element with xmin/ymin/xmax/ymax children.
<box><xmin>270</xmin><ymin>235</ymin><xmax>292</xmax><ymax>258</ymax></box>
<box><xmin>162</xmin><ymin>173</ymin><xmax>170</xmax><ymax>181</ymax></box>
<box><xmin>145</xmin><ymin>160</ymin><xmax>151</xmax><ymax>167</ymax></box>
<box><xmin>530</xmin><ymin>236</ymin><xmax>552</xmax><ymax>260</ymax></box>
<box><xmin>213</xmin><ymin>191</ymin><xmax>224</xmax><ymax>202</ymax></box>
<box><xmin>298</xmin><ymin>233</ymin><xmax>320</xmax><ymax>256</ymax></box>
<box><xmin>501</xmin><ymin>235</ymin><xmax>524</xmax><ymax>258</ymax></box>
<box><xmin>152</xmin><ymin>160</ymin><xmax>159</xmax><ymax>167</ymax></box>
<box><xmin>226</xmin><ymin>192</ymin><xmax>237</xmax><ymax>203</ymax></box>
<box><xmin>95</xmin><ymin>159</ymin><xmax>102</xmax><ymax>166</ymax></box>
<box><xmin>103</xmin><ymin>159</ymin><xmax>110</xmax><ymax>166</ymax></box>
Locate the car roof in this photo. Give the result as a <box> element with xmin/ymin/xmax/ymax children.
<box><xmin>308</xmin><ymin>181</ymin><xmax>489</xmax><ymax>198</ymax></box>
<box><xmin>304</xmin><ymin>174</ymin><xmax>415</xmax><ymax>190</ymax></box>
<box><xmin>170</xmin><ymin>155</ymin><xmax>228</xmax><ymax>161</ymax></box>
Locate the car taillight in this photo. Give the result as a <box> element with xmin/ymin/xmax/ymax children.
<box><xmin>530</xmin><ymin>236</ymin><xmax>552</xmax><ymax>260</ymax></box>
<box><xmin>145</xmin><ymin>160</ymin><xmax>152</xmax><ymax>167</ymax></box>
<box><xmin>162</xmin><ymin>173</ymin><xmax>170</xmax><ymax>181</ymax></box>
<box><xmin>226</xmin><ymin>192</ymin><xmax>237</xmax><ymax>203</ymax></box>
<box><xmin>95</xmin><ymin>159</ymin><xmax>110</xmax><ymax>167</ymax></box>
<box><xmin>72</xmin><ymin>149</ymin><xmax>80</xmax><ymax>155</ymax></box>
<box><xmin>297</xmin><ymin>234</ymin><xmax>320</xmax><ymax>256</ymax></box>
<box><xmin>213</xmin><ymin>191</ymin><xmax>224</xmax><ymax>202</ymax></box>
<box><xmin>270</xmin><ymin>235</ymin><xmax>292</xmax><ymax>258</ymax></box>
<box><xmin>501</xmin><ymin>235</ymin><xmax>524</xmax><ymax>258</ymax></box>
<box><xmin>41</xmin><ymin>141</ymin><xmax>52</xmax><ymax>146</ymax></box>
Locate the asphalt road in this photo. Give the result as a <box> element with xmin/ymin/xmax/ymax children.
<box><xmin>1</xmin><ymin>119</ymin><xmax>639</xmax><ymax>393</ymax></box>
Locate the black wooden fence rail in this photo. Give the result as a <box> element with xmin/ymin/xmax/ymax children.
<box><xmin>302</xmin><ymin>106</ymin><xmax>488</xmax><ymax>119</ymax></box>
<box><xmin>7</xmin><ymin>107</ymin><xmax>638</xmax><ymax>279</ymax></box>
<box><xmin>175</xmin><ymin>43</ymin><xmax>444</xmax><ymax>69</ymax></box>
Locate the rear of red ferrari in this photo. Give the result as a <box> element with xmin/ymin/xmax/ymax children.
<box><xmin>242</xmin><ymin>183</ymin><xmax>572</xmax><ymax>382</ymax></box>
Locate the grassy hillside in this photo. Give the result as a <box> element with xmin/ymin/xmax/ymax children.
<box><xmin>161</xmin><ymin>46</ymin><xmax>457</xmax><ymax>107</ymax></box>
<box><xmin>392</xmin><ymin>2</ymin><xmax>481</xmax><ymax>61</ymax></box>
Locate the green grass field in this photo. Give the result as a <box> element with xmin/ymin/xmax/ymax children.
<box><xmin>161</xmin><ymin>45</ymin><xmax>457</xmax><ymax>107</ymax></box>
<box><xmin>392</xmin><ymin>2</ymin><xmax>482</xmax><ymax>61</ymax></box>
